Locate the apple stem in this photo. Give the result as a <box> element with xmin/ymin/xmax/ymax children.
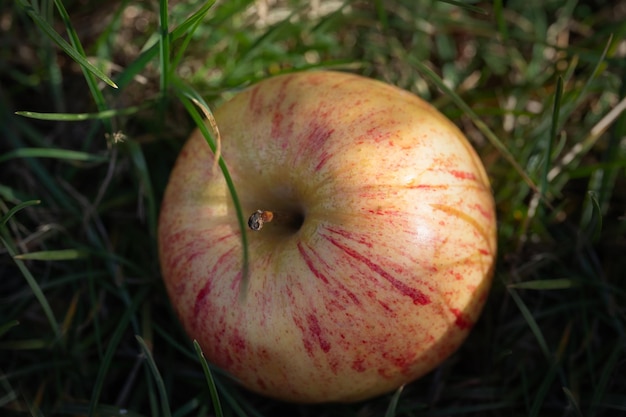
<box><xmin>248</xmin><ymin>210</ymin><xmax>274</xmax><ymax>231</ymax></box>
<box><xmin>248</xmin><ymin>209</ymin><xmax>304</xmax><ymax>231</ymax></box>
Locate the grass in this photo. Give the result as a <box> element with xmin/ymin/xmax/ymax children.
<box><xmin>1</xmin><ymin>0</ymin><xmax>625</xmax><ymax>416</ymax></box>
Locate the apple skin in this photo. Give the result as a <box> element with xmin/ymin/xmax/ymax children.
<box><xmin>158</xmin><ymin>71</ymin><xmax>497</xmax><ymax>403</ymax></box>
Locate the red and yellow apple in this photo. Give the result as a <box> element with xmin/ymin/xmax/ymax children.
<box><xmin>158</xmin><ymin>71</ymin><xmax>497</xmax><ymax>403</ymax></box>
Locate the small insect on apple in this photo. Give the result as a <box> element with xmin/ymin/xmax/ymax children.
<box><xmin>248</xmin><ymin>209</ymin><xmax>274</xmax><ymax>231</ymax></box>
<box><xmin>158</xmin><ymin>70</ymin><xmax>497</xmax><ymax>403</ymax></box>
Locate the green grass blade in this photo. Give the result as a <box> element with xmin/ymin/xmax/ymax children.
<box><xmin>595</xmin><ymin>79</ymin><xmax>626</xmax><ymax>212</ymax></box>
<box><xmin>4</xmin><ymin>125</ymin><xmax>79</xmax><ymax>213</ymax></box>
<box><xmin>14</xmin><ymin>249</ymin><xmax>89</xmax><ymax>261</ymax></box>
<box><xmin>124</xmin><ymin>140</ymin><xmax>157</xmax><ymax>238</ymax></box>
<box><xmin>170</xmin><ymin>0</ymin><xmax>217</xmax><ymax>70</ymax></box>
<box><xmin>384</xmin><ymin>385</ymin><xmax>404</xmax><ymax>417</ymax></box>
<box><xmin>15</xmin><ymin>102</ymin><xmax>154</xmax><ymax>121</ymax></box>
<box><xmin>0</xmin><ymin>233</ymin><xmax>61</xmax><ymax>340</ymax></box>
<box><xmin>508</xmin><ymin>279</ymin><xmax>576</xmax><ymax>290</ymax></box>
<box><xmin>193</xmin><ymin>340</ymin><xmax>223</xmax><ymax>417</ymax></box>
<box><xmin>136</xmin><ymin>335</ymin><xmax>172</xmax><ymax>417</ymax></box>
<box><xmin>580</xmin><ymin>191</ymin><xmax>603</xmax><ymax>244</ymax></box>
<box><xmin>1</xmin><ymin>200</ymin><xmax>40</xmax><ymax>227</ymax></box>
<box><xmin>173</xmin><ymin>81</ymin><xmax>251</xmax><ymax>300</ymax></box>
<box><xmin>153</xmin><ymin>324</ymin><xmax>197</xmax><ymax>362</ymax></box>
<box><xmin>567</xmin><ymin>35</ymin><xmax>614</xmax><ymax>119</ymax></box>
<box><xmin>437</xmin><ymin>0</ymin><xmax>488</xmax><ymax>15</ymax></box>
<box><xmin>0</xmin><ymin>185</ymin><xmax>24</xmax><ymax>203</ymax></box>
<box><xmin>373</xmin><ymin>0</ymin><xmax>389</xmax><ymax>30</ymax></box>
<box><xmin>0</xmin><ymin>148</ymin><xmax>108</xmax><ymax>164</ymax></box>
<box><xmin>0</xmin><ymin>338</ymin><xmax>50</xmax><ymax>350</ymax></box>
<box><xmin>171</xmin><ymin>397</ymin><xmax>204</xmax><ymax>417</ymax></box>
<box><xmin>213</xmin><ymin>377</ymin><xmax>264</xmax><ymax>417</ymax></box>
<box><xmin>563</xmin><ymin>387</ymin><xmax>584</xmax><ymax>417</ymax></box>
<box><xmin>90</xmin><ymin>0</ymin><xmax>129</xmax><ymax>56</ymax></box>
<box><xmin>420</xmin><ymin>402</ymin><xmax>510</xmax><ymax>416</ymax></box>
<box><xmin>589</xmin><ymin>337</ymin><xmax>624</xmax><ymax>414</ymax></box>
<box><xmin>493</xmin><ymin>0</ymin><xmax>508</xmax><ymax>40</ymax></box>
<box><xmin>547</xmin><ymin>35</ymin><xmax>616</xmax><ymax>182</ymax></box>
<box><xmin>16</xmin><ymin>0</ymin><xmax>117</xmax><ymax>89</ymax></box>
<box><xmin>542</xmin><ymin>76</ymin><xmax>563</xmax><ymax>197</ymax></box>
<box><xmin>529</xmin><ymin>361</ymin><xmax>559</xmax><ymax>417</ymax></box>
<box><xmin>60</xmin><ymin>403</ymin><xmax>146</xmax><ymax>417</ymax></box>
<box><xmin>412</xmin><ymin>59</ymin><xmax>537</xmax><ymax>192</ymax></box>
<box><xmin>114</xmin><ymin>0</ymin><xmax>217</xmax><ymax>90</ymax></box>
<box><xmin>0</xmin><ymin>320</ymin><xmax>20</xmax><ymax>338</ymax></box>
<box><xmin>52</xmin><ymin>0</ymin><xmax>113</xmax><ymax>133</ymax></box>
<box><xmin>508</xmin><ymin>288</ymin><xmax>551</xmax><ymax>360</ymax></box>
<box><xmin>223</xmin><ymin>5</ymin><xmax>304</xmax><ymax>84</ymax></box>
<box><xmin>88</xmin><ymin>288</ymin><xmax>148</xmax><ymax>417</ymax></box>
<box><xmin>158</xmin><ymin>0</ymin><xmax>171</xmax><ymax>95</ymax></box>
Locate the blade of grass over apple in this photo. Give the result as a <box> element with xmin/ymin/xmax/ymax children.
<box><xmin>136</xmin><ymin>335</ymin><xmax>172</xmax><ymax>417</ymax></box>
<box><xmin>15</xmin><ymin>0</ymin><xmax>117</xmax><ymax>90</ymax></box>
<box><xmin>194</xmin><ymin>340</ymin><xmax>224</xmax><ymax>417</ymax></box>
<box><xmin>173</xmin><ymin>81</ymin><xmax>251</xmax><ymax>300</ymax></box>
<box><xmin>412</xmin><ymin>58</ymin><xmax>537</xmax><ymax>193</ymax></box>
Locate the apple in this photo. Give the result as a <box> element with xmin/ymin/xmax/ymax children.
<box><xmin>158</xmin><ymin>71</ymin><xmax>497</xmax><ymax>403</ymax></box>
